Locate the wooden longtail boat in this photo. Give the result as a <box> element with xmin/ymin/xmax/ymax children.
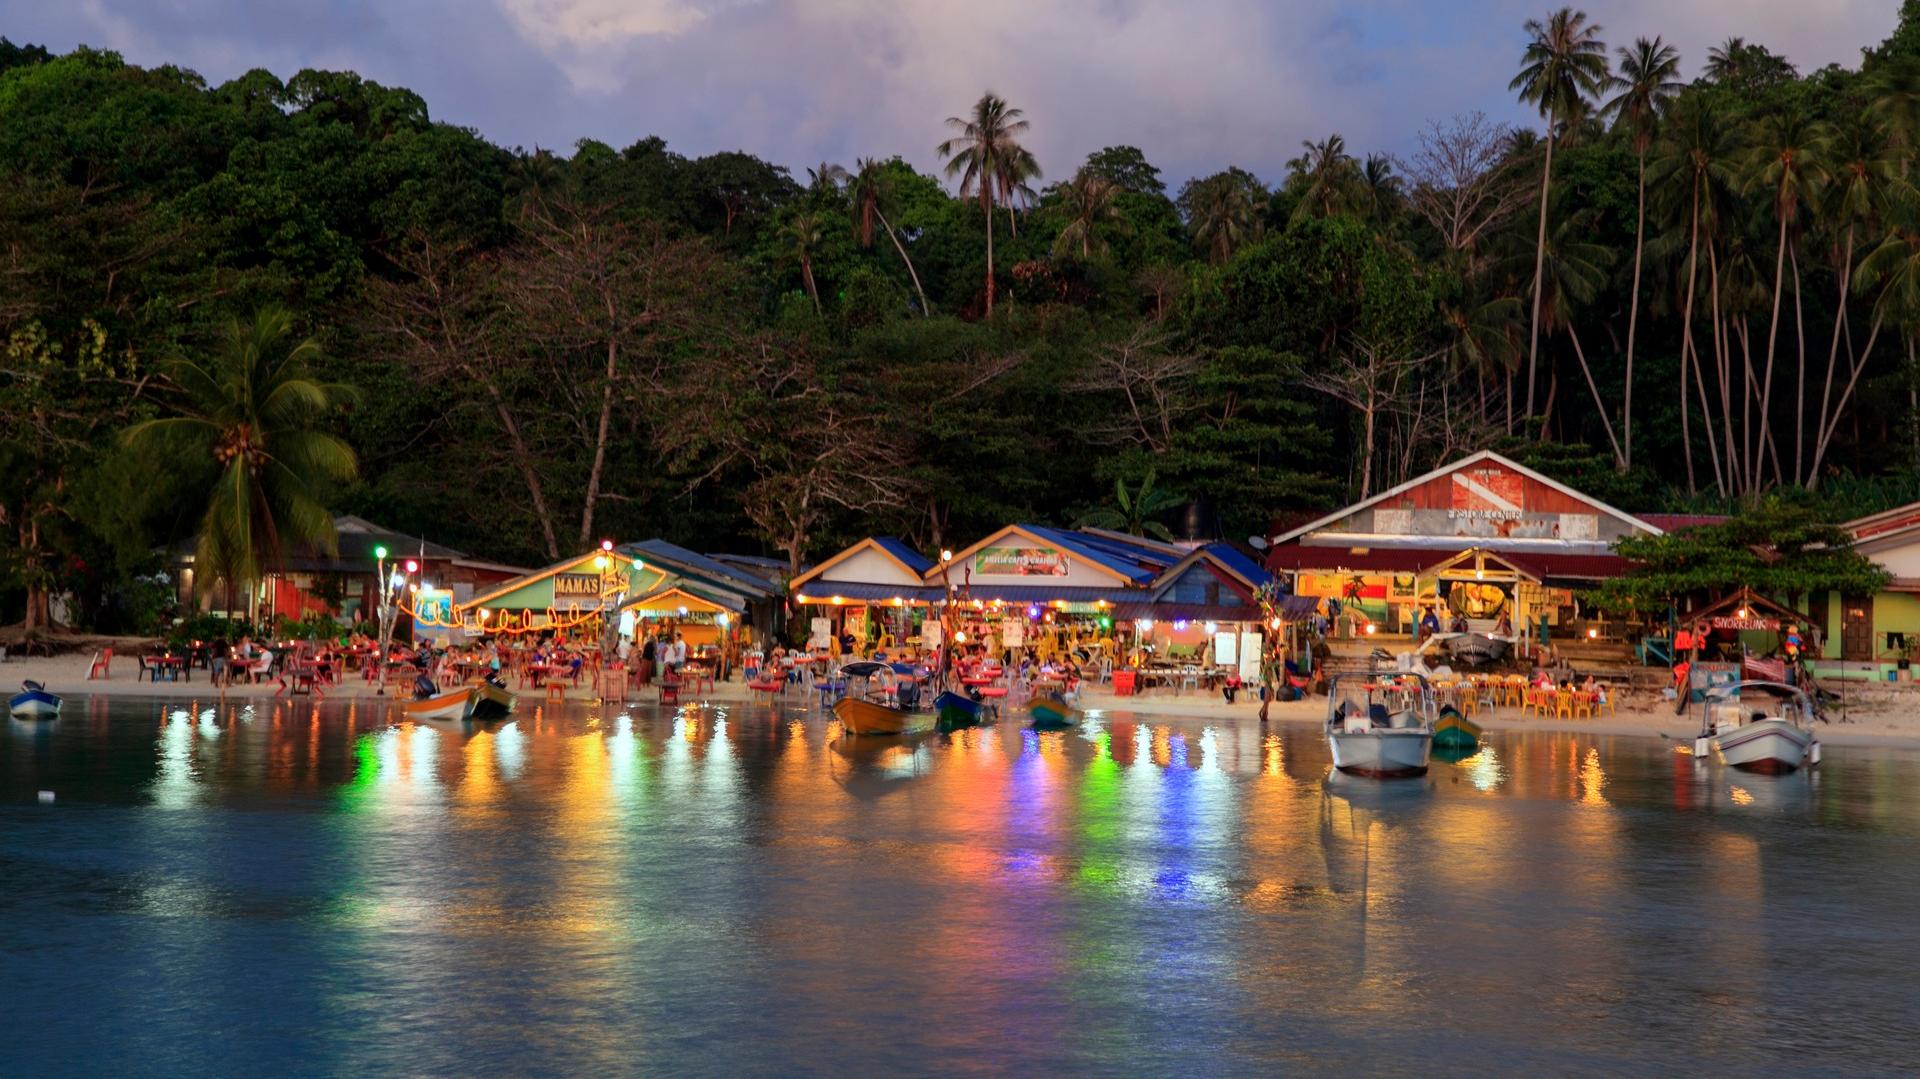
<box><xmin>1026</xmin><ymin>689</ymin><xmax>1080</xmax><ymax>730</ymax></box>
<box><xmin>404</xmin><ymin>687</ymin><xmax>479</xmax><ymax>722</ymax></box>
<box><xmin>470</xmin><ymin>680</ymin><xmax>517</xmax><ymax>720</ymax></box>
<box><xmin>835</xmin><ymin>694</ymin><xmax>923</xmax><ymax>735</ymax></box>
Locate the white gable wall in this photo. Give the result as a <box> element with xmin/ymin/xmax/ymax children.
<box><xmin>818</xmin><ymin>545</ymin><xmax>925</xmax><ymax>587</ymax></box>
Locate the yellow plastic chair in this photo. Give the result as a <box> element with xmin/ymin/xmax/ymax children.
<box><xmin>1572</xmin><ymin>691</ymin><xmax>1594</xmax><ymax>720</ymax></box>
<box><xmin>1553</xmin><ymin>689</ymin><xmax>1574</xmax><ymax>719</ymax></box>
<box><xmin>1596</xmin><ymin>688</ymin><xmax>1617</xmax><ymax>716</ymax></box>
<box><xmin>1458</xmin><ymin>690</ymin><xmax>1479</xmax><ymax>718</ymax></box>
<box><xmin>1504</xmin><ymin>676</ymin><xmax>1525</xmax><ymax>708</ymax></box>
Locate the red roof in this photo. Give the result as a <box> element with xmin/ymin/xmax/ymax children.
<box><xmin>1640</xmin><ymin>513</ymin><xmax>1728</xmax><ymax>532</ymax></box>
<box><xmin>1264</xmin><ymin>542</ymin><xmax>1629</xmax><ymax>581</ymax></box>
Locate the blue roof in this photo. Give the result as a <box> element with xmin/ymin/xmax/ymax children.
<box><xmin>871</xmin><ymin>536</ymin><xmax>935</xmax><ymax>576</ymax></box>
<box><xmin>621</xmin><ymin>539</ymin><xmax>778</xmax><ymax>598</ymax></box>
<box><xmin>1201</xmin><ymin>543</ymin><xmax>1272</xmax><ymax>589</ymax></box>
<box><xmin>1017</xmin><ymin>524</ymin><xmax>1159</xmax><ymax>583</ymax></box>
<box><xmin>792</xmin><ymin>582</ymin><xmax>941</xmax><ymax>602</ymax></box>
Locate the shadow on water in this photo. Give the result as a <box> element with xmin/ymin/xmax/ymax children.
<box><xmin>1</xmin><ymin>695</ymin><xmax>1918</xmax><ymax>1076</ymax></box>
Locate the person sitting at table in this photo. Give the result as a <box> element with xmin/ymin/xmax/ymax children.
<box><xmin>667</xmin><ymin>632</ymin><xmax>687</xmax><ymax>676</ymax></box>
<box><xmin>246</xmin><ymin>645</ymin><xmax>275</xmax><ymax>684</ymax></box>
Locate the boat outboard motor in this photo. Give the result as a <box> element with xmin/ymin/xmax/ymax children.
<box><xmin>896</xmin><ymin>679</ymin><xmax>921</xmax><ymax>710</ymax></box>
<box><xmin>412</xmin><ymin>673</ymin><xmax>438</xmax><ymax>700</ymax></box>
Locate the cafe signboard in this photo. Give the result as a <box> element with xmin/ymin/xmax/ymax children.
<box><xmin>974</xmin><ymin>546</ymin><xmax>1069</xmax><ymax>576</ymax></box>
<box><xmin>554</xmin><ymin>573</ymin><xmax>604</xmax><ymax>599</ymax></box>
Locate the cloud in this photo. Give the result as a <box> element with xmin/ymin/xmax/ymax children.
<box><xmin>5</xmin><ymin>0</ymin><xmax>1906</xmax><ymax>186</ymax></box>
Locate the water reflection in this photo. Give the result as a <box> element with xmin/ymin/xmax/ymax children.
<box><xmin>1</xmin><ymin>698</ymin><xmax>1917</xmax><ymax>1075</ymax></box>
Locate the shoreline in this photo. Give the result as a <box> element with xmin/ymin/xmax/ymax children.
<box><xmin>11</xmin><ymin>653</ymin><xmax>1920</xmax><ymax>750</ymax></box>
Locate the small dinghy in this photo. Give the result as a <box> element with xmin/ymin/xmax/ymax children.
<box><xmin>933</xmin><ymin>690</ymin><xmax>984</xmax><ymax>731</ymax></box>
<box><xmin>1026</xmin><ymin>689</ymin><xmax>1081</xmax><ymax>730</ymax></box>
<box><xmin>1431</xmin><ymin>704</ymin><xmax>1482</xmax><ymax>761</ymax></box>
<box><xmin>1697</xmin><ymin>680</ymin><xmax>1821</xmax><ymax>774</ymax></box>
<box><xmin>404</xmin><ymin>686</ymin><xmax>480</xmax><ymax>722</ymax></box>
<box><xmin>834</xmin><ymin>662</ymin><xmax>928</xmax><ymax>735</ymax></box>
<box><xmin>9</xmin><ymin>680</ymin><xmax>61</xmax><ymax>719</ymax></box>
<box><xmin>469</xmin><ymin>678</ymin><xmax>517</xmax><ymax>720</ymax></box>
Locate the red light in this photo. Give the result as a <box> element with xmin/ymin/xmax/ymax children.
<box><xmin>600</xmin><ymin>539</ymin><xmax>613</xmax><ymax>551</ymax></box>
<box><xmin>404</xmin><ymin>560</ymin><xmax>418</xmax><ymax>573</ymax></box>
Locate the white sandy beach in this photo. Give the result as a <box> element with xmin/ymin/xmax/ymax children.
<box><xmin>10</xmin><ymin>642</ymin><xmax>1920</xmax><ymax>748</ymax></box>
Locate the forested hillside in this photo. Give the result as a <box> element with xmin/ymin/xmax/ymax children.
<box><xmin>9</xmin><ymin>8</ymin><xmax>1920</xmax><ymax>630</ymax></box>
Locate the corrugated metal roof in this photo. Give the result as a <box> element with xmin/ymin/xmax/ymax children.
<box><xmin>1017</xmin><ymin>524</ymin><xmax>1160</xmax><ymax>583</ymax></box>
<box><xmin>625</xmin><ymin>539</ymin><xmax>778</xmax><ymax>597</ymax></box>
<box><xmin>1200</xmin><ymin>542</ymin><xmax>1272</xmax><ymax>588</ymax></box>
<box><xmin>870</xmin><ymin>536</ymin><xmax>934</xmax><ymax>576</ymax></box>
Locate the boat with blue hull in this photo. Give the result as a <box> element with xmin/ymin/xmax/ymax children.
<box><xmin>9</xmin><ymin>681</ymin><xmax>61</xmax><ymax>719</ymax></box>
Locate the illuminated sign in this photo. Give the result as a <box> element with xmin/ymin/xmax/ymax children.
<box><xmin>974</xmin><ymin>547</ymin><xmax>1069</xmax><ymax>576</ymax></box>
<box><xmin>554</xmin><ymin>573</ymin><xmax>602</xmax><ymax>598</ymax></box>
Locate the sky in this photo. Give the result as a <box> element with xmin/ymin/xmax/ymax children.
<box><xmin>1</xmin><ymin>0</ymin><xmax>1903</xmax><ymax>188</ymax></box>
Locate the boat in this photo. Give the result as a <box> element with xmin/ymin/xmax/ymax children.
<box><xmin>404</xmin><ymin>686</ymin><xmax>479</xmax><ymax>722</ymax></box>
<box><xmin>469</xmin><ymin>679</ymin><xmax>517</xmax><ymax>720</ymax></box>
<box><xmin>1026</xmin><ymin>688</ymin><xmax>1081</xmax><ymax>730</ymax></box>
<box><xmin>1439</xmin><ymin>629</ymin><xmax>1510</xmax><ymax>666</ymax></box>
<box><xmin>933</xmin><ymin>690</ymin><xmax>984</xmax><ymax>731</ymax></box>
<box><xmin>834</xmin><ymin>694</ymin><xmax>922</xmax><ymax>735</ymax></box>
<box><xmin>1431</xmin><ymin>704</ymin><xmax>1482</xmax><ymax>760</ymax></box>
<box><xmin>1325</xmin><ymin>673</ymin><xmax>1435</xmax><ymax>778</ymax></box>
<box><xmin>9</xmin><ymin>680</ymin><xmax>60</xmax><ymax>719</ymax></box>
<box><xmin>1696</xmin><ymin>680</ymin><xmax>1821</xmax><ymax>774</ymax></box>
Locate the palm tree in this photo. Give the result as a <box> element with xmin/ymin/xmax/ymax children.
<box><xmin>1603</xmin><ymin>35</ymin><xmax>1681</xmax><ymax>470</ymax></box>
<box><xmin>1511</xmin><ymin>209</ymin><xmax>1621</xmax><ymax>460</ymax></box>
<box><xmin>806</xmin><ymin>161</ymin><xmax>848</xmax><ymax>202</ymax></box>
<box><xmin>1077</xmin><ymin>470</ymin><xmax>1181</xmax><ymax>541</ymax></box>
<box><xmin>124</xmin><ymin>307</ymin><xmax>358</xmax><ymax>609</ymax></box>
<box><xmin>1186</xmin><ymin>172</ymin><xmax>1264</xmax><ymax>263</ymax></box>
<box><xmin>1650</xmin><ymin>94</ymin><xmax>1737</xmax><ymax>494</ymax></box>
<box><xmin>1357</xmin><ymin>154</ymin><xmax>1404</xmax><ymax>223</ymax></box>
<box><xmin>847</xmin><ymin>157</ymin><xmax>930</xmax><ymax>316</ymax></box>
<box><xmin>1439</xmin><ymin>291</ymin><xmax>1523</xmax><ymax>430</ymax></box>
<box><xmin>1053</xmin><ymin>170</ymin><xmax>1129</xmax><ymax>260</ymax></box>
<box><xmin>1743</xmin><ymin>106</ymin><xmax>1832</xmax><ymax>490</ymax></box>
<box><xmin>938</xmin><ymin>92</ymin><xmax>1035</xmax><ymax>316</ymax></box>
<box><xmin>1704</xmin><ymin>37</ymin><xmax>1747</xmax><ymax>83</ymax></box>
<box><xmin>1286</xmin><ymin>133</ymin><xmax>1357</xmax><ymax>224</ymax></box>
<box><xmin>1000</xmin><ymin>144</ymin><xmax>1042</xmax><ymax>238</ymax></box>
<box><xmin>1510</xmin><ymin>7</ymin><xmax>1610</xmax><ymax>420</ymax></box>
<box><xmin>782</xmin><ymin>212</ymin><xmax>827</xmax><ymax>316</ymax></box>
<box><xmin>1810</xmin><ymin>117</ymin><xmax>1905</xmax><ymax>482</ymax></box>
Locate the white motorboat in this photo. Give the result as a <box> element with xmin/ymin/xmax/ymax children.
<box><xmin>1325</xmin><ymin>673</ymin><xmax>1435</xmax><ymax>778</ymax></box>
<box><xmin>9</xmin><ymin>680</ymin><xmax>61</xmax><ymax>719</ymax></box>
<box><xmin>1695</xmin><ymin>680</ymin><xmax>1821</xmax><ymax>774</ymax></box>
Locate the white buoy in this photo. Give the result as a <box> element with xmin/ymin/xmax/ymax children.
<box><xmin>37</xmin><ymin>790</ymin><xmax>54</xmax><ymax>804</ymax></box>
<box><xmin>1809</xmin><ymin>741</ymin><xmax>1822</xmax><ymax>766</ymax></box>
<box><xmin>1693</xmin><ymin>736</ymin><xmax>1712</xmax><ymax>759</ymax></box>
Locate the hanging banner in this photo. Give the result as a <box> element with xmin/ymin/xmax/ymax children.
<box><xmin>412</xmin><ymin>588</ymin><xmax>455</xmax><ymax>642</ymax></box>
<box><xmin>974</xmin><ymin>547</ymin><xmax>1069</xmax><ymax>576</ymax></box>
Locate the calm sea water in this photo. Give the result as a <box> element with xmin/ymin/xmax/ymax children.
<box><xmin>2</xmin><ymin>695</ymin><xmax>1918</xmax><ymax>1077</ymax></box>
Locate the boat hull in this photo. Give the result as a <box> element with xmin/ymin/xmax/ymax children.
<box><xmin>1715</xmin><ymin>719</ymin><xmax>1814</xmax><ymax>773</ymax></box>
<box><xmin>1027</xmin><ymin>692</ymin><xmax>1080</xmax><ymax>730</ymax></box>
<box><xmin>1443</xmin><ymin>634</ymin><xmax>1509</xmax><ymax>666</ymax></box>
<box><xmin>470</xmin><ymin>682</ymin><xmax>517</xmax><ymax>720</ymax></box>
<box><xmin>1432</xmin><ymin>707</ymin><xmax>1481</xmax><ymax>752</ymax></box>
<box><xmin>404</xmin><ymin>688</ymin><xmax>478</xmax><ymax>722</ymax></box>
<box><xmin>8</xmin><ymin>690</ymin><xmax>61</xmax><ymax>719</ymax></box>
<box><xmin>835</xmin><ymin>695</ymin><xmax>918</xmax><ymax>736</ymax></box>
<box><xmin>933</xmin><ymin>691</ymin><xmax>983</xmax><ymax>730</ymax></box>
<box><xmin>1328</xmin><ymin>729</ymin><xmax>1433</xmax><ymax>778</ymax></box>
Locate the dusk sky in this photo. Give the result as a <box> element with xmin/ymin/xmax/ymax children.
<box><xmin>4</xmin><ymin>1</ymin><xmax>1902</xmax><ymax>186</ymax></box>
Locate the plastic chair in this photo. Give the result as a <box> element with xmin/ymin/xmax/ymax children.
<box><xmin>1553</xmin><ymin>689</ymin><xmax>1574</xmax><ymax>719</ymax></box>
<box><xmin>1504</xmin><ymin>677</ymin><xmax>1525</xmax><ymax>707</ymax></box>
<box><xmin>87</xmin><ymin>648</ymin><xmax>112</xmax><ymax>680</ymax></box>
<box><xmin>1458</xmin><ymin>691</ymin><xmax>1479</xmax><ymax>718</ymax></box>
<box><xmin>1573</xmin><ymin>692</ymin><xmax>1594</xmax><ymax>720</ymax></box>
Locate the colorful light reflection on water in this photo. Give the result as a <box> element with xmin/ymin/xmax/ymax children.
<box><xmin>2</xmin><ymin>696</ymin><xmax>1919</xmax><ymax>1076</ymax></box>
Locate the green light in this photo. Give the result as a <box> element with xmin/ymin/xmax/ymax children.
<box><xmin>1099</xmin><ymin>616</ymin><xmax>1112</xmax><ymax>629</ymax></box>
<box><xmin>374</xmin><ymin>545</ymin><xmax>388</xmax><ymax>560</ymax></box>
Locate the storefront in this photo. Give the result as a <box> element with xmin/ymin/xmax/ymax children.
<box><xmin>1263</xmin><ymin>451</ymin><xmax>1666</xmax><ymax>650</ymax></box>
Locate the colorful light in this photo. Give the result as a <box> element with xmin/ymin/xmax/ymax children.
<box><xmin>1098</xmin><ymin>616</ymin><xmax>1112</xmax><ymax>629</ymax></box>
<box><xmin>374</xmin><ymin>545</ymin><xmax>388</xmax><ymax>560</ymax></box>
<box><xmin>600</xmin><ymin>539</ymin><xmax>614</xmax><ymax>552</ymax></box>
<box><xmin>1173</xmin><ymin>619</ymin><xmax>1188</xmax><ymax>631</ymax></box>
<box><xmin>1364</xmin><ymin>622</ymin><xmax>1377</xmax><ymax>635</ymax></box>
<box><xmin>404</xmin><ymin>559</ymin><xmax>418</xmax><ymax>574</ymax></box>
<box><xmin>1027</xmin><ymin>604</ymin><xmax>1040</xmax><ymax>620</ymax></box>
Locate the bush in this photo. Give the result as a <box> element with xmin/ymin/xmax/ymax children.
<box><xmin>166</xmin><ymin>612</ymin><xmax>258</xmax><ymax>648</ymax></box>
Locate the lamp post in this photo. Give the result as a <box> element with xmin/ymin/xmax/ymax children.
<box><xmin>594</xmin><ymin>540</ymin><xmax>626</xmax><ymax>682</ymax></box>
<box><xmin>372</xmin><ymin>547</ymin><xmax>416</xmax><ymax>697</ymax></box>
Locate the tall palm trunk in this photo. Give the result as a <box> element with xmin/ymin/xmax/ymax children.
<box><xmin>1525</xmin><ymin>124</ymin><xmax>1557</xmax><ymax>418</ymax></box>
<box><xmin>1622</xmin><ymin>148</ymin><xmax>1647</xmax><ymax>471</ymax></box>
<box><xmin>1811</xmin><ymin>228</ymin><xmax>1856</xmax><ymax>485</ymax></box>
<box><xmin>1756</xmin><ymin>207</ymin><xmax>1789</xmax><ymax>492</ymax></box>
<box><xmin>1567</xmin><ymin>324</ymin><xmax>1624</xmax><ymax>464</ymax></box>
<box><xmin>1678</xmin><ymin>180</ymin><xmax>1703</xmax><ymax>494</ymax></box>
<box><xmin>874</xmin><ymin>207</ymin><xmax>929</xmax><ymax>317</ymax></box>
<box><xmin>1790</xmin><ymin>244</ymin><xmax>1807</xmax><ymax>483</ymax></box>
<box><xmin>800</xmin><ymin>256</ymin><xmax>821</xmax><ymax>316</ymax></box>
<box><xmin>1812</xmin><ymin>311</ymin><xmax>1885</xmax><ymax>477</ymax></box>
<box><xmin>982</xmin><ymin>190</ymin><xmax>996</xmax><ymax>316</ymax></box>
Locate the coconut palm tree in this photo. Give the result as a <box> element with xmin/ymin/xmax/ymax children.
<box><xmin>938</xmin><ymin>92</ymin><xmax>1035</xmax><ymax>316</ymax></box>
<box><xmin>123</xmin><ymin>307</ymin><xmax>358</xmax><ymax>607</ymax></box>
<box><xmin>1510</xmin><ymin>8</ymin><xmax>1609</xmax><ymax>420</ymax></box>
<box><xmin>1186</xmin><ymin>172</ymin><xmax>1265</xmax><ymax>263</ymax></box>
<box><xmin>1286</xmin><ymin>133</ymin><xmax>1357</xmax><ymax>224</ymax></box>
<box><xmin>782</xmin><ymin>212</ymin><xmax>827</xmax><ymax>316</ymax></box>
<box><xmin>1650</xmin><ymin>94</ymin><xmax>1736</xmax><ymax>494</ymax></box>
<box><xmin>806</xmin><ymin>161</ymin><xmax>848</xmax><ymax>202</ymax></box>
<box><xmin>1508</xmin><ymin>209</ymin><xmax>1620</xmax><ymax>459</ymax></box>
<box><xmin>1357</xmin><ymin>154</ymin><xmax>1404</xmax><ymax>224</ymax></box>
<box><xmin>847</xmin><ymin>157</ymin><xmax>930</xmax><ymax>317</ymax></box>
<box><xmin>1053</xmin><ymin>170</ymin><xmax>1129</xmax><ymax>260</ymax></box>
<box><xmin>1602</xmin><ymin>35</ymin><xmax>1681</xmax><ymax>470</ymax></box>
<box><xmin>1743</xmin><ymin>106</ymin><xmax>1832</xmax><ymax>489</ymax></box>
<box><xmin>1808</xmin><ymin>117</ymin><xmax>1907</xmax><ymax>482</ymax></box>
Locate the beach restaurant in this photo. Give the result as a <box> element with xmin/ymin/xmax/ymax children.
<box><xmin>1261</xmin><ymin>451</ymin><xmax>1679</xmax><ymax>652</ymax></box>
<box><xmin>789</xmin><ymin>525</ymin><xmax>1284</xmax><ymax>682</ymax></box>
<box><xmin>452</xmin><ymin>538</ymin><xmax>781</xmax><ymax>648</ymax></box>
